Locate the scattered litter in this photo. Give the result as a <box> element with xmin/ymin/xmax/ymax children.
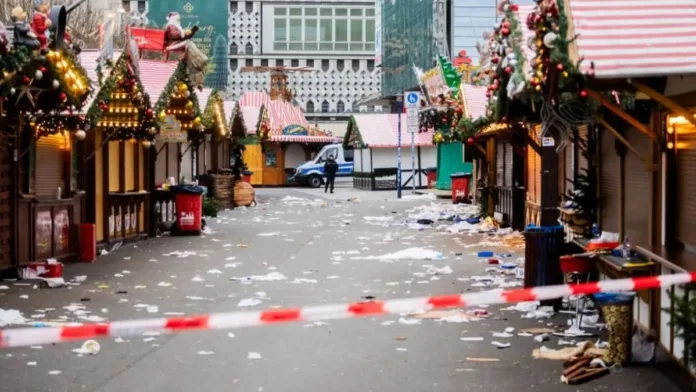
<box><xmin>492</xmin><ymin>332</ymin><xmax>514</xmax><ymax>338</ymax></box>
<box><xmin>48</xmin><ymin>370</ymin><xmax>62</xmax><ymax>375</ymax></box>
<box><xmin>134</xmin><ymin>285</ymin><xmax>146</xmax><ymax>289</ymax></box>
<box><xmin>460</xmin><ymin>337</ymin><xmax>484</xmax><ymax>342</ymax></box>
<box><xmin>258</xmin><ymin>232</ymin><xmax>280</xmax><ymax>237</ymax></box>
<box><xmin>231</xmin><ymin>272</ymin><xmax>287</xmax><ymax>282</ymax></box>
<box><xmin>247</xmin><ymin>352</ymin><xmax>262</xmax><ymax>360</ymax></box>
<box><xmin>327</xmin><ymin>275</ymin><xmax>340</xmax><ymax>280</ymax></box>
<box><xmin>380</xmin><ymin>321</ymin><xmax>395</xmax><ymax>326</ymax></box>
<box><xmin>72</xmin><ymin>276</ymin><xmax>87</xmax><ymax>283</ymax></box>
<box><xmin>291</xmin><ymin>278</ymin><xmax>318</xmax><ymax>284</ymax></box>
<box><xmin>157</xmin><ymin>282</ymin><xmax>172</xmax><ymax>287</ymax></box>
<box><xmin>398</xmin><ymin>317</ymin><xmax>421</xmax><ymax>325</ymax></box>
<box><xmin>303</xmin><ymin>321</ymin><xmax>329</xmax><ymax>328</ymax></box>
<box><xmin>353</xmin><ymin>247</ymin><xmax>444</xmax><ymax>262</ymax></box>
<box><xmin>466</xmin><ymin>357</ymin><xmax>500</xmax><ymax>362</ymax></box>
<box><xmin>522</xmin><ymin>327</ymin><xmax>554</xmax><ymax>334</ymax></box>
<box><xmin>425</xmin><ymin>265</ymin><xmax>453</xmax><ymax>275</ymax></box>
<box><xmin>491</xmin><ymin>341</ymin><xmax>511</xmax><ymax>349</ymax></box>
<box><xmin>395</xmin><ymin>336</ymin><xmax>407</xmax><ymax>341</ymax></box>
<box><xmin>207</xmin><ymin>269</ymin><xmax>223</xmax><ymax>275</ymax></box>
<box><xmin>71</xmin><ymin>340</ymin><xmax>100</xmax><ymax>356</ymax></box>
<box><xmin>191</xmin><ymin>276</ymin><xmax>205</xmax><ymax>282</ymax></box>
<box><xmin>0</xmin><ymin>309</ymin><xmax>26</xmax><ymax>327</ymax></box>
<box><xmin>197</xmin><ymin>351</ymin><xmax>215</xmax><ymax>355</ymax></box>
<box><xmin>225</xmin><ymin>262</ymin><xmax>241</xmax><ymax>268</ymax></box>
<box><xmin>534</xmin><ymin>334</ymin><xmax>550</xmax><ymax>343</ymax></box>
<box><xmin>395</xmin><ymin>348</ymin><xmax>408</xmax><ymax>352</ymax></box>
<box><xmin>143</xmin><ymin>337</ymin><xmax>156</xmax><ymax>343</ymax></box>
<box><xmin>27</xmin><ymin>362</ymin><xmax>37</xmax><ymax>366</ymax></box>
<box><xmin>185</xmin><ymin>296</ymin><xmax>212</xmax><ymax>301</ymax></box>
<box><xmin>238</xmin><ymin>298</ymin><xmax>263</xmax><ymax>308</ymax></box>
<box><xmin>0</xmin><ymin>285</ymin><xmax>8</xmax><ymax>290</ymax></box>
<box><xmin>228</xmin><ymin>332</ymin><xmax>235</xmax><ymax>338</ymax></box>
<box><xmin>19</xmin><ymin>295</ymin><xmax>29</xmax><ymax>299</ymax></box>
<box><xmin>114</xmin><ymin>337</ymin><xmax>125</xmax><ymax>343</ymax></box>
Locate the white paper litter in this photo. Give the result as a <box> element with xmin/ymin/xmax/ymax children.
<box><xmin>353</xmin><ymin>247</ymin><xmax>444</xmax><ymax>262</ymax></box>
<box><xmin>247</xmin><ymin>352</ymin><xmax>262</xmax><ymax>360</ymax></box>
<box><xmin>237</xmin><ymin>298</ymin><xmax>263</xmax><ymax>308</ymax></box>
<box><xmin>491</xmin><ymin>341</ymin><xmax>511</xmax><ymax>348</ymax></box>
<box><xmin>191</xmin><ymin>276</ymin><xmax>205</xmax><ymax>282</ymax></box>
<box><xmin>48</xmin><ymin>370</ymin><xmax>62</xmax><ymax>375</ymax></box>
<box><xmin>397</xmin><ymin>317</ymin><xmax>421</xmax><ymax>325</ymax></box>
<box><xmin>0</xmin><ymin>309</ymin><xmax>26</xmax><ymax>327</ymax></box>
<box><xmin>206</xmin><ymin>269</ymin><xmax>223</xmax><ymax>275</ymax></box>
<box><xmin>258</xmin><ymin>232</ymin><xmax>280</xmax><ymax>237</ymax></box>
<box><xmin>291</xmin><ymin>278</ymin><xmax>318</xmax><ymax>284</ymax></box>
<box><xmin>231</xmin><ymin>272</ymin><xmax>287</xmax><ymax>282</ymax></box>
<box><xmin>439</xmin><ymin>314</ymin><xmax>471</xmax><ymax>323</ymax></box>
<box><xmin>460</xmin><ymin>337</ymin><xmax>484</xmax><ymax>342</ymax></box>
<box><xmin>534</xmin><ymin>334</ymin><xmax>550</xmax><ymax>343</ymax></box>
<box><xmin>425</xmin><ymin>265</ymin><xmax>453</xmax><ymax>275</ymax></box>
<box><xmin>303</xmin><ymin>321</ymin><xmax>330</xmax><ymax>328</ymax></box>
<box><xmin>492</xmin><ymin>332</ymin><xmax>514</xmax><ymax>338</ymax></box>
<box><xmin>197</xmin><ymin>351</ymin><xmax>215</xmax><ymax>355</ymax></box>
<box><xmin>380</xmin><ymin>321</ymin><xmax>395</xmax><ymax>326</ymax></box>
<box><xmin>395</xmin><ymin>348</ymin><xmax>408</xmax><ymax>352</ymax></box>
<box><xmin>157</xmin><ymin>282</ymin><xmax>172</xmax><ymax>287</ymax></box>
<box><xmin>27</xmin><ymin>361</ymin><xmax>37</xmax><ymax>366</ymax></box>
<box><xmin>71</xmin><ymin>340</ymin><xmax>100</xmax><ymax>356</ymax></box>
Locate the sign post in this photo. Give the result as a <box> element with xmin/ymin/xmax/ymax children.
<box><xmin>405</xmin><ymin>92</ymin><xmax>421</xmax><ymax>194</ymax></box>
<box><xmin>396</xmin><ymin>94</ymin><xmax>403</xmax><ymax>199</ymax></box>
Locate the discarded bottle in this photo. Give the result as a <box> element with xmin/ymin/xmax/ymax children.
<box><xmin>622</xmin><ymin>236</ymin><xmax>631</xmax><ymax>259</ymax></box>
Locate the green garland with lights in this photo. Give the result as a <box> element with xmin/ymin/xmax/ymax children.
<box><xmin>0</xmin><ymin>46</ymin><xmax>31</xmax><ymax>97</ymax></box>
<box><xmin>86</xmin><ymin>53</ymin><xmax>158</xmax><ymax>141</ymax></box>
<box><xmin>154</xmin><ymin>61</ymin><xmax>202</xmax><ymax>129</ymax></box>
<box><xmin>202</xmin><ymin>89</ymin><xmax>226</xmax><ymax>134</ymax></box>
<box><xmin>458</xmin><ymin>116</ymin><xmax>491</xmax><ymax>140</ymax></box>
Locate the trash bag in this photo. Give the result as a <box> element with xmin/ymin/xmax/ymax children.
<box><xmin>170</xmin><ymin>185</ymin><xmax>206</xmax><ymax>195</ymax></box>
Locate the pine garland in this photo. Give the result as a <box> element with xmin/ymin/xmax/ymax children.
<box><xmin>0</xmin><ymin>46</ymin><xmax>31</xmax><ymax>96</ymax></box>
<box><xmin>85</xmin><ymin>53</ymin><xmax>157</xmax><ymax>141</ymax></box>
<box><xmin>154</xmin><ymin>61</ymin><xmax>202</xmax><ymax>131</ymax></box>
<box><xmin>665</xmin><ymin>283</ymin><xmax>696</xmax><ymax>366</ymax></box>
<box><xmin>344</xmin><ymin>115</ymin><xmax>366</xmax><ymax>149</ymax></box>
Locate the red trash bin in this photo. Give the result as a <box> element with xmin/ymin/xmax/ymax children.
<box><xmin>171</xmin><ymin>185</ymin><xmax>205</xmax><ymax>234</ymax></box>
<box><xmin>425</xmin><ymin>168</ymin><xmax>437</xmax><ymax>189</ymax></box>
<box><xmin>242</xmin><ymin>170</ymin><xmax>253</xmax><ymax>184</ymax></box>
<box><xmin>450</xmin><ymin>172</ymin><xmax>472</xmax><ymax>204</ymax></box>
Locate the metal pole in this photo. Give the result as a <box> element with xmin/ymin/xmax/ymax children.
<box><xmin>411</xmin><ymin>132</ymin><xmax>415</xmax><ymax>193</ymax></box>
<box><xmin>396</xmin><ymin>94</ymin><xmax>403</xmax><ymax>199</ymax></box>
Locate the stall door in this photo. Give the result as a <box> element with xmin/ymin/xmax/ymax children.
<box><xmin>243</xmin><ymin>144</ymin><xmax>264</xmax><ymax>185</ymax></box>
<box><xmin>677</xmin><ymin>124</ymin><xmax>696</xmax><ymax>249</ymax></box>
<box><xmin>600</xmin><ymin>129</ymin><xmax>620</xmax><ymax>233</ymax></box>
<box><xmin>35</xmin><ymin>134</ymin><xmax>66</xmax><ymax>197</ymax></box>
<box><xmin>624</xmin><ymin>128</ymin><xmax>651</xmax><ymax>246</ymax></box>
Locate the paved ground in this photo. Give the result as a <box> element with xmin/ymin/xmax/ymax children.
<box><xmin>0</xmin><ymin>188</ymin><xmax>688</xmax><ymax>392</ymax></box>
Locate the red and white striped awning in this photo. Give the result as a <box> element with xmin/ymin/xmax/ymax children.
<box><xmin>79</xmin><ymin>50</ymin><xmax>122</xmax><ymax>112</ymax></box>
<box><xmin>139</xmin><ymin>59</ymin><xmax>178</xmax><ymax>104</ymax></box>
<box><xmin>461</xmin><ymin>84</ymin><xmax>488</xmax><ymax>119</ymax></box>
<box><xmin>350</xmin><ymin>114</ymin><xmax>434</xmax><ymax>148</ymax></box>
<box><xmin>239</xmin><ymin>106</ymin><xmax>261</xmax><ymax>134</ymax></box>
<box><xmin>197</xmin><ymin>88</ymin><xmax>213</xmax><ymax>111</ymax></box>
<box><xmin>268</xmin><ymin>135</ymin><xmax>341</xmax><ymax>143</ymax></box>
<box><xmin>223</xmin><ymin>100</ymin><xmax>236</xmax><ymax>123</ymax></box>
<box><xmin>238</xmin><ymin>91</ymin><xmax>309</xmax><ymax>131</ymax></box>
<box><xmin>568</xmin><ymin>0</ymin><xmax>696</xmax><ymax>78</ymax></box>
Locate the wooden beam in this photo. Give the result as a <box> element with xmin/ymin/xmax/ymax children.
<box><xmin>629</xmin><ymin>79</ymin><xmax>696</xmax><ymax>129</ymax></box>
<box><xmin>585</xmin><ymin>89</ymin><xmax>654</xmax><ymax>141</ymax></box>
<box><xmin>598</xmin><ymin>119</ymin><xmax>650</xmax><ymax>169</ymax></box>
<box><xmin>521</xmin><ymin>130</ymin><xmax>542</xmax><ymax>155</ymax></box>
<box><xmin>474</xmin><ymin>143</ymin><xmax>487</xmax><ymax>158</ymax></box>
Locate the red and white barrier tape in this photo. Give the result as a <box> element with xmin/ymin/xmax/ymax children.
<box><xmin>1</xmin><ymin>272</ymin><xmax>694</xmax><ymax>348</ymax></box>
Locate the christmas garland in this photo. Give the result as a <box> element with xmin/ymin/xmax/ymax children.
<box><xmin>30</xmin><ymin>114</ymin><xmax>88</xmax><ymax>138</ymax></box>
<box><xmin>458</xmin><ymin>116</ymin><xmax>491</xmax><ymax>140</ymax></box>
<box><xmin>86</xmin><ymin>53</ymin><xmax>157</xmax><ymax>141</ymax></box>
<box><xmin>154</xmin><ymin>61</ymin><xmax>202</xmax><ymax>130</ymax></box>
<box><xmin>257</xmin><ymin>106</ymin><xmax>270</xmax><ymax>144</ymax></box>
<box><xmin>44</xmin><ymin>49</ymin><xmax>92</xmax><ymax>111</ymax></box>
<box><xmin>482</xmin><ymin>0</ymin><xmax>528</xmax><ymax>122</ymax></box>
<box><xmin>344</xmin><ymin>115</ymin><xmax>366</xmax><ymax>149</ymax></box>
<box><xmin>202</xmin><ymin>89</ymin><xmax>227</xmax><ymax>136</ymax></box>
<box><xmin>0</xmin><ymin>46</ymin><xmax>31</xmax><ymax>96</ymax></box>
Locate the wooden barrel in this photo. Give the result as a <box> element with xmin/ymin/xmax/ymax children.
<box><xmin>234</xmin><ymin>181</ymin><xmax>255</xmax><ymax>207</ymax></box>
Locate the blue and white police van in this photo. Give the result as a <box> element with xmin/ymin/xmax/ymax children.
<box><xmin>292</xmin><ymin>144</ymin><xmax>354</xmax><ymax>188</ymax></box>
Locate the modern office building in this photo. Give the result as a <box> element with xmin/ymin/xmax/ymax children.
<box><xmin>121</xmin><ymin>0</ymin><xmax>382</xmax><ymax>136</ymax></box>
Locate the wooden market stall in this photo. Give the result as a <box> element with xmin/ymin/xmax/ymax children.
<box><xmin>345</xmin><ymin>114</ymin><xmax>436</xmax><ymax>191</ymax></box>
<box><xmin>81</xmin><ymin>50</ymin><xmax>161</xmax><ymax>249</ymax></box>
<box><xmin>5</xmin><ymin>47</ymin><xmax>93</xmax><ymax>266</ymax></box>
<box><xmin>237</xmin><ymin>91</ymin><xmax>339</xmax><ymax>186</ymax></box>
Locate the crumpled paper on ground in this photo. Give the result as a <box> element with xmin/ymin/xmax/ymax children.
<box><xmin>532</xmin><ymin>341</ymin><xmax>606</xmax><ymax>360</ymax></box>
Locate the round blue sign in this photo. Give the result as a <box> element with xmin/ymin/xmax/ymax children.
<box><xmin>406</xmin><ymin>93</ymin><xmax>419</xmax><ymax>104</ymax></box>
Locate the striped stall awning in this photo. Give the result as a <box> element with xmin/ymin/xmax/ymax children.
<box><xmin>197</xmin><ymin>88</ymin><xmax>213</xmax><ymax>111</ymax></box>
<box><xmin>238</xmin><ymin>91</ymin><xmax>309</xmax><ymax>131</ymax></box>
<box><xmin>240</xmin><ymin>106</ymin><xmax>261</xmax><ymax>134</ymax></box>
<box><xmin>350</xmin><ymin>114</ymin><xmax>434</xmax><ymax>148</ymax></box>
<box><xmin>461</xmin><ymin>84</ymin><xmax>488</xmax><ymax>119</ymax></box>
<box><xmin>223</xmin><ymin>100</ymin><xmax>236</xmax><ymax>123</ymax></box>
<box><xmin>79</xmin><ymin>50</ymin><xmax>122</xmax><ymax>112</ymax></box>
<box><xmin>139</xmin><ymin>60</ymin><xmax>179</xmax><ymax>104</ymax></box>
<box><xmin>268</xmin><ymin>135</ymin><xmax>342</xmax><ymax>144</ymax></box>
<box><xmin>568</xmin><ymin>0</ymin><xmax>696</xmax><ymax>78</ymax></box>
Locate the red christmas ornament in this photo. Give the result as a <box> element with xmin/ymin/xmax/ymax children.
<box><xmin>146</xmin><ymin>108</ymin><xmax>153</xmax><ymax>116</ymax></box>
<box><xmin>59</xmin><ymin>93</ymin><xmax>67</xmax><ymax>102</ymax></box>
<box><xmin>502</xmin><ymin>21</ymin><xmax>511</xmax><ymax>29</ymax></box>
<box><xmin>485</xmin><ymin>91</ymin><xmax>492</xmax><ymax>98</ymax></box>
<box><xmin>511</xmin><ymin>4</ymin><xmax>519</xmax><ymax>11</ymax></box>
<box><xmin>556</xmin><ymin>63</ymin><xmax>564</xmax><ymax>71</ymax></box>
<box><xmin>491</xmin><ymin>57</ymin><xmax>500</xmax><ymax>64</ymax></box>
<box><xmin>22</xmin><ymin>76</ymin><xmax>31</xmax><ymax>84</ymax></box>
<box><xmin>39</xmin><ymin>66</ymin><xmax>47</xmax><ymax>73</ymax></box>
<box><xmin>535</xmin><ymin>15</ymin><xmax>543</xmax><ymax>23</ymax></box>
<box><xmin>501</xmin><ymin>27</ymin><xmax>510</xmax><ymax>36</ymax></box>
<box><xmin>580</xmin><ymin>90</ymin><xmax>588</xmax><ymax>98</ymax></box>
<box><xmin>467</xmin><ymin>137</ymin><xmax>475</xmax><ymax>145</ymax></box>
<box><xmin>505</xmin><ymin>66</ymin><xmax>513</xmax><ymax>75</ymax></box>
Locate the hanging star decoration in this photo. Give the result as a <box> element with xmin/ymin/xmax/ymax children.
<box><xmin>15</xmin><ymin>78</ymin><xmax>44</xmax><ymax>107</ymax></box>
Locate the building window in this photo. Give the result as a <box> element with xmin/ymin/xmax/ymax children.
<box><xmin>306</xmin><ymin>59</ymin><xmax>314</xmax><ymax>68</ymax></box>
<box><xmin>367</xmin><ymin>59</ymin><xmax>375</xmax><ymax>72</ymax></box>
<box><xmin>245</xmin><ymin>1</ymin><xmax>253</xmax><ymax>13</ymax></box>
<box><xmin>306</xmin><ymin>100</ymin><xmax>314</xmax><ymax>112</ymax></box>
<box><xmin>273</xmin><ymin>5</ymin><xmax>375</xmax><ymax>53</ymax></box>
<box><xmin>321</xmin><ymin>60</ymin><xmax>329</xmax><ymax>71</ymax></box>
<box><xmin>245</xmin><ymin>43</ymin><xmax>253</xmax><ymax>55</ymax></box>
<box><xmin>337</xmin><ymin>60</ymin><xmax>344</xmax><ymax>72</ymax></box>
<box><xmin>276</xmin><ymin>59</ymin><xmax>284</xmax><ymax>67</ymax></box>
<box><xmin>230</xmin><ymin>2</ymin><xmax>237</xmax><ymax>13</ymax></box>
<box><xmin>230</xmin><ymin>59</ymin><xmax>238</xmax><ymax>70</ymax></box>
<box><xmin>245</xmin><ymin>58</ymin><xmax>253</xmax><ymax>67</ymax></box>
<box><xmin>321</xmin><ymin>100</ymin><xmax>329</xmax><ymax>113</ymax></box>
<box><xmin>261</xmin><ymin>59</ymin><xmax>268</xmax><ymax>67</ymax></box>
<box><xmin>352</xmin><ymin>60</ymin><xmax>360</xmax><ymax>72</ymax></box>
<box><xmin>291</xmin><ymin>59</ymin><xmax>299</xmax><ymax>67</ymax></box>
<box><xmin>229</xmin><ymin>43</ymin><xmax>238</xmax><ymax>54</ymax></box>
<box><xmin>337</xmin><ymin>101</ymin><xmax>345</xmax><ymax>112</ymax></box>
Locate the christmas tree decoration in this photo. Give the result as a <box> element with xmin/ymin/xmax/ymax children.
<box><xmin>154</xmin><ymin>61</ymin><xmax>202</xmax><ymax>133</ymax></box>
<box><xmin>85</xmin><ymin>52</ymin><xmax>157</xmax><ymax>141</ymax></box>
<box><xmin>75</xmin><ymin>129</ymin><xmax>86</xmax><ymax>140</ymax></box>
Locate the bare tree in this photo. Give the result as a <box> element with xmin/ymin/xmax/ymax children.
<box><xmin>0</xmin><ymin>0</ymin><xmax>121</xmax><ymax>49</ymax></box>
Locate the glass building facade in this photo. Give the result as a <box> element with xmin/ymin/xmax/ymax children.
<box><xmin>381</xmin><ymin>0</ymin><xmax>435</xmax><ymax>97</ymax></box>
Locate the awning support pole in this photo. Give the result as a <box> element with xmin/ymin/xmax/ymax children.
<box><xmin>599</xmin><ymin>119</ymin><xmax>651</xmax><ymax>171</ymax></box>
<box><xmin>585</xmin><ymin>89</ymin><xmax>655</xmax><ymax>142</ymax></box>
<box><xmin>628</xmin><ymin>79</ymin><xmax>696</xmax><ymax>129</ymax></box>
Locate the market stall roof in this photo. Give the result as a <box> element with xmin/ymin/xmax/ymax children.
<box><xmin>346</xmin><ymin>114</ymin><xmax>434</xmax><ymax>149</ymax></box>
<box><xmin>223</xmin><ymin>100</ymin><xmax>236</xmax><ymax>123</ymax></box>
<box><xmin>197</xmin><ymin>88</ymin><xmax>213</xmax><ymax>112</ymax></box>
<box><xmin>268</xmin><ymin>134</ymin><xmax>341</xmax><ymax>143</ymax></box>
<box><xmin>138</xmin><ymin>59</ymin><xmax>178</xmax><ymax>104</ymax></box>
<box><xmin>79</xmin><ymin>50</ymin><xmax>122</xmax><ymax>111</ymax></box>
<box><xmin>238</xmin><ymin>106</ymin><xmax>262</xmax><ymax>135</ymax></box>
<box><xmin>567</xmin><ymin>0</ymin><xmax>696</xmax><ymax>78</ymax></box>
<box><xmin>461</xmin><ymin>84</ymin><xmax>488</xmax><ymax>119</ymax></box>
<box><xmin>238</xmin><ymin>91</ymin><xmax>309</xmax><ymax>131</ymax></box>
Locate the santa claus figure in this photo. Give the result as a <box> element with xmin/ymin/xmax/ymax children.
<box><xmin>31</xmin><ymin>0</ymin><xmax>52</xmax><ymax>50</ymax></box>
<box><xmin>163</xmin><ymin>11</ymin><xmax>208</xmax><ymax>91</ymax></box>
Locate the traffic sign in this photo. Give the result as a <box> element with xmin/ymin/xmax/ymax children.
<box><xmin>405</xmin><ymin>91</ymin><xmax>421</xmax><ymax>108</ymax></box>
<box><xmin>407</xmin><ymin>107</ymin><xmax>419</xmax><ymax>134</ymax></box>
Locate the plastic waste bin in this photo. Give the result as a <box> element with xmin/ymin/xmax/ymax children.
<box><xmin>595</xmin><ymin>293</ymin><xmax>635</xmax><ymax>365</ymax></box>
<box><xmin>523</xmin><ymin>225</ymin><xmax>565</xmax><ymax>309</ymax></box>
<box><xmin>171</xmin><ymin>185</ymin><xmax>206</xmax><ymax>235</ymax></box>
<box><xmin>450</xmin><ymin>172</ymin><xmax>472</xmax><ymax>204</ymax></box>
<box><xmin>425</xmin><ymin>168</ymin><xmax>437</xmax><ymax>189</ymax></box>
<box><xmin>242</xmin><ymin>170</ymin><xmax>253</xmax><ymax>183</ymax></box>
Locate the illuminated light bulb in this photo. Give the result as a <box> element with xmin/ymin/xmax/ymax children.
<box><xmin>667</xmin><ymin>142</ymin><xmax>674</xmax><ymax>149</ymax></box>
<box><xmin>667</xmin><ymin>127</ymin><xmax>674</xmax><ymax>134</ymax></box>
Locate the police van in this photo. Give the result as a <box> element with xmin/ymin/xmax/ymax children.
<box><xmin>292</xmin><ymin>144</ymin><xmax>354</xmax><ymax>188</ymax></box>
